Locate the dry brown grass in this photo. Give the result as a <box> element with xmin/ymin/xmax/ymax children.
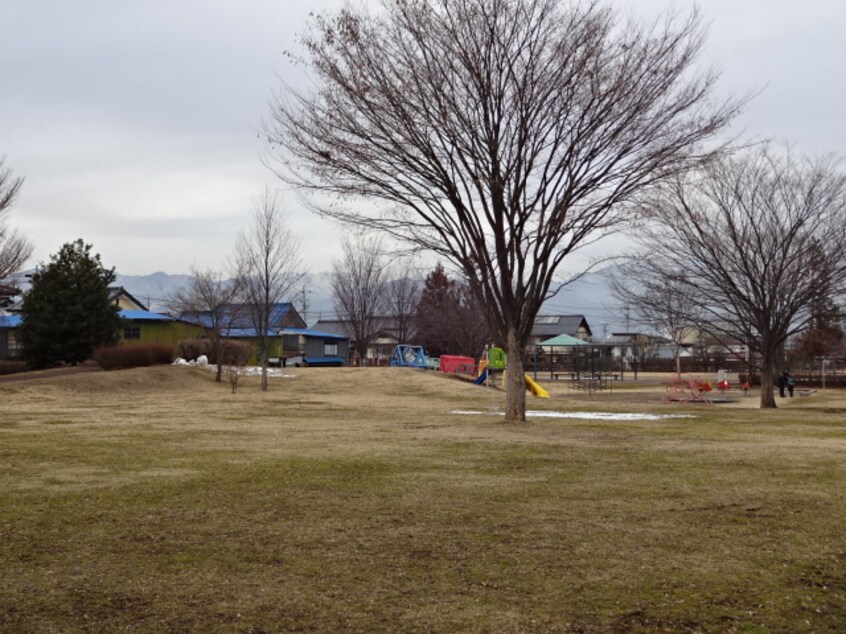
<box><xmin>2</xmin><ymin>366</ymin><xmax>846</xmax><ymax>632</ymax></box>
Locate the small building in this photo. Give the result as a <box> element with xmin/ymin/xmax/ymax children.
<box><xmin>529</xmin><ymin>315</ymin><xmax>593</xmax><ymax>348</ymax></box>
<box><xmin>0</xmin><ymin>313</ymin><xmax>23</xmax><ymax>360</ymax></box>
<box><xmin>311</xmin><ymin>316</ymin><xmax>404</xmax><ymax>365</ymax></box>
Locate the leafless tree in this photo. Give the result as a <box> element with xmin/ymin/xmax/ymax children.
<box><xmin>384</xmin><ymin>258</ymin><xmax>421</xmax><ymax>344</ymax></box>
<box><xmin>0</xmin><ymin>158</ymin><xmax>32</xmax><ymax>280</ymax></box>
<box><xmin>268</xmin><ymin>0</ymin><xmax>740</xmax><ymax>420</ymax></box>
<box><xmin>169</xmin><ymin>267</ymin><xmax>243</xmax><ymax>383</ymax></box>
<box><xmin>330</xmin><ymin>234</ymin><xmax>387</xmax><ymax>364</ymax></box>
<box><xmin>233</xmin><ymin>190</ymin><xmax>304</xmax><ymax>390</ymax></box>
<box><xmin>610</xmin><ymin>267</ymin><xmax>701</xmax><ymax>376</ymax></box>
<box><xmin>630</xmin><ymin>145</ymin><xmax>846</xmax><ymax>408</ymax></box>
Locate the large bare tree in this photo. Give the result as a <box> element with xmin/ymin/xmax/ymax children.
<box><xmin>234</xmin><ymin>190</ymin><xmax>304</xmax><ymax>390</ymax></box>
<box><xmin>330</xmin><ymin>234</ymin><xmax>387</xmax><ymax>364</ymax></box>
<box><xmin>630</xmin><ymin>145</ymin><xmax>846</xmax><ymax>408</ymax></box>
<box><xmin>169</xmin><ymin>267</ymin><xmax>243</xmax><ymax>383</ymax></box>
<box><xmin>269</xmin><ymin>0</ymin><xmax>739</xmax><ymax>420</ymax></box>
<box><xmin>0</xmin><ymin>158</ymin><xmax>32</xmax><ymax>280</ymax></box>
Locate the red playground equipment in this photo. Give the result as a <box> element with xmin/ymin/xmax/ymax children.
<box><xmin>438</xmin><ymin>355</ymin><xmax>476</xmax><ymax>375</ymax></box>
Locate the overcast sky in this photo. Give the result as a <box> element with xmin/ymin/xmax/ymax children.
<box><xmin>2</xmin><ymin>0</ymin><xmax>845</xmax><ymax>276</ymax></box>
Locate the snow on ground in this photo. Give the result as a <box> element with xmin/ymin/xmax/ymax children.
<box><xmin>450</xmin><ymin>410</ymin><xmax>695</xmax><ymax>421</ymax></box>
<box><xmin>172</xmin><ymin>358</ymin><xmax>295</xmax><ymax>378</ymax></box>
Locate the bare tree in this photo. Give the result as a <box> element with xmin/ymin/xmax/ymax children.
<box><xmin>330</xmin><ymin>234</ymin><xmax>387</xmax><ymax>364</ymax></box>
<box><xmin>0</xmin><ymin>158</ymin><xmax>32</xmax><ymax>280</ymax></box>
<box><xmin>630</xmin><ymin>145</ymin><xmax>846</xmax><ymax>408</ymax></box>
<box><xmin>268</xmin><ymin>0</ymin><xmax>740</xmax><ymax>420</ymax></box>
<box><xmin>384</xmin><ymin>258</ymin><xmax>421</xmax><ymax>344</ymax></box>
<box><xmin>233</xmin><ymin>190</ymin><xmax>304</xmax><ymax>390</ymax></box>
<box><xmin>609</xmin><ymin>267</ymin><xmax>701</xmax><ymax>376</ymax></box>
<box><xmin>169</xmin><ymin>267</ymin><xmax>243</xmax><ymax>383</ymax></box>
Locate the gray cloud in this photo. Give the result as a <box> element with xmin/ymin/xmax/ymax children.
<box><xmin>1</xmin><ymin>0</ymin><xmax>844</xmax><ymax>275</ymax></box>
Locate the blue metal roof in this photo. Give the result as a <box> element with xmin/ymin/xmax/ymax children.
<box><xmin>0</xmin><ymin>314</ymin><xmax>22</xmax><ymax>328</ymax></box>
<box><xmin>280</xmin><ymin>327</ymin><xmax>348</xmax><ymax>340</ymax></box>
<box><xmin>221</xmin><ymin>327</ymin><xmax>349</xmax><ymax>340</ymax></box>
<box><xmin>180</xmin><ymin>303</ymin><xmax>296</xmax><ymax>330</ymax></box>
<box><xmin>119</xmin><ymin>309</ymin><xmax>172</xmax><ymax>321</ymax></box>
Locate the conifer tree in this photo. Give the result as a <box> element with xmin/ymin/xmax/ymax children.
<box><xmin>19</xmin><ymin>240</ymin><xmax>122</xmax><ymax>368</ymax></box>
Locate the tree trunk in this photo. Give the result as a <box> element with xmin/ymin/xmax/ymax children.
<box><xmin>261</xmin><ymin>344</ymin><xmax>269</xmax><ymax>391</ymax></box>
<box><xmin>504</xmin><ymin>329</ymin><xmax>527</xmax><ymax>422</ymax></box>
<box><xmin>759</xmin><ymin>350</ymin><xmax>777</xmax><ymax>409</ymax></box>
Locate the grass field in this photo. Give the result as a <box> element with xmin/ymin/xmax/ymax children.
<box><xmin>2</xmin><ymin>366</ymin><xmax>846</xmax><ymax>633</ymax></box>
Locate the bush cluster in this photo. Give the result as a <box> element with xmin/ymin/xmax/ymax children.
<box><xmin>176</xmin><ymin>338</ymin><xmax>252</xmax><ymax>365</ymax></box>
<box><xmin>0</xmin><ymin>360</ymin><xmax>27</xmax><ymax>376</ymax></box>
<box><xmin>94</xmin><ymin>344</ymin><xmax>175</xmax><ymax>370</ymax></box>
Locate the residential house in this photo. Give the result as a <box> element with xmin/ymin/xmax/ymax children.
<box><xmin>528</xmin><ymin>315</ymin><xmax>593</xmax><ymax>348</ymax></box>
<box><xmin>109</xmin><ymin>287</ymin><xmax>148</xmax><ymax>311</ymax></box>
<box><xmin>180</xmin><ymin>303</ymin><xmax>349</xmax><ymax>366</ymax></box>
<box><xmin>0</xmin><ymin>284</ymin><xmax>21</xmax><ymax>310</ymax></box>
<box><xmin>119</xmin><ymin>309</ymin><xmax>203</xmax><ymax>348</ymax></box>
<box><xmin>311</xmin><ymin>316</ymin><xmax>405</xmax><ymax>365</ymax></box>
<box><xmin>0</xmin><ymin>313</ymin><xmax>22</xmax><ymax>360</ymax></box>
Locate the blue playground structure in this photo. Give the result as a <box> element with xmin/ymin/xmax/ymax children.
<box><xmin>389</xmin><ymin>345</ymin><xmax>429</xmax><ymax>369</ymax></box>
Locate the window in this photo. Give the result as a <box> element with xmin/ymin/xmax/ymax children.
<box><xmin>535</xmin><ymin>316</ymin><xmax>559</xmax><ymax>325</ymax></box>
<box><xmin>6</xmin><ymin>332</ymin><xmax>23</xmax><ymax>358</ymax></box>
<box><xmin>324</xmin><ymin>342</ymin><xmax>338</xmax><ymax>357</ymax></box>
<box><xmin>124</xmin><ymin>325</ymin><xmax>141</xmax><ymax>340</ymax></box>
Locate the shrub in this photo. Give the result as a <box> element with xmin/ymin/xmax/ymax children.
<box><xmin>177</xmin><ymin>338</ymin><xmax>211</xmax><ymax>363</ymax></box>
<box><xmin>94</xmin><ymin>344</ymin><xmax>175</xmax><ymax>370</ymax></box>
<box><xmin>0</xmin><ymin>360</ymin><xmax>27</xmax><ymax>376</ymax></box>
<box><xmin>176</xmin><ymin>338</ymin><xmax>252</xmax><ymax>365</ymax></box>
<box><xmin>220</xmin><ymin>340</ymin><xmax>252</xmax><ymax>365</ymax></box>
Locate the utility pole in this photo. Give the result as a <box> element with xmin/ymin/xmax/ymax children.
<box><xmin>299</xmin><ymin>284</ymin><xmax>310</xmax><ymax>326</ymax></box>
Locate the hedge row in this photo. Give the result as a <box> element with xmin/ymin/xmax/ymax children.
<box><xmin>0</xmin><ymin>360</ymin><xmax>27</xmax><ymax>375</ymax></box>
<box><xmin>94</xmin><ymin>344</ymin><xmax>175</xmax><ymax>370</ymax></box>
<box><xmin>176</xmin><ymin>338</ymin><xmax>252</xmax><ymax>365</ymax></box>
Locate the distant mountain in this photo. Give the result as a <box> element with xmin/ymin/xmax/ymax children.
<box><xmin>114</xmin><ymin>272</ymin><xmax>194</xmax><ymax>312</ymax></box>
<box><xmin>112</xmin><ymin>270</ymin><xmax>335</xmax><ymax>322</ymax></box>
<box><xmin>5</xmin><ymin>264</ymin><xmax>632</xmax><ymax>337</ymax></box>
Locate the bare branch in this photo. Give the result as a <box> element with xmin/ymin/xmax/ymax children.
<box><xmin>0</xmin><ymin>157</ymin><xmax>32</xmax><ymax>280</ymax></box>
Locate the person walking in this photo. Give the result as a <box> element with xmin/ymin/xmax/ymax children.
<box><xmin>777</xmin><ymin>371</ymin><xmax>787</xmax><ymax>398</ymax></box>
<box><xmin>786</xmin><ymin>372</ymin><xmax>795</xmax><ymax>398</ymax></box>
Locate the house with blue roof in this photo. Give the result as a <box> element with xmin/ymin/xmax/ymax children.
<box><xmin>179</xmin><ymin>303</ymin><xmax>349</xmax><ymax>366</ymax></box>
<box><xmin>0</xmin><ymin>313</ymin><xmax>23</xmax><ymax>360</ymax></box>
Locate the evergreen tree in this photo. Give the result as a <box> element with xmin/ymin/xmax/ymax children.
<box><xmin>19</xmin><ymin>240</ymin><xmax>122</xmax><ymax>368</ymax></box>
<box><xmin>794</xmin><ymin>298</ymin><xmax>845</xmax><ymax>364</ymax></box>
<box><xmin>415</xmin><ymin>263</ymin><xmax>490</xmax><ymax>358</ymax></box>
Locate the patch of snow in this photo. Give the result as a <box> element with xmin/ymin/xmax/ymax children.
<box><xmin>229</xmin><ymin>366</ymin><xmax>296</xmax><ymax>378</ymax></box>
<box><xmin>171</xmin><ymin>358</ymin><xmax>296</xmax><ymax>378</ymax></box>
<box><xmin>196</xmin><ymin>355</ymin><xmax>208</xmax><ymax>366</ymax></box>
<box><xmin>450</xmin><ymin>410</ymin><xmax>695</xmax><ymax>421</ymax></box>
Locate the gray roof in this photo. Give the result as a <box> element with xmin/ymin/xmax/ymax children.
<box><xmin>311</xmin><ymin>316</ymin><xmax>401</xmax><ymax>341</ymax></box>
<box><xmin>530</xmin><ymin>315</ymin><xmax>592</xmax><ymax>338</ymax></box>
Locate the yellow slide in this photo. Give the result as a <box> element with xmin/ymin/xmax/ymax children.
<box><xmin>524</xmin><ymin>375</ymin><xmax>549</xmax><ymax>398</ymax></box>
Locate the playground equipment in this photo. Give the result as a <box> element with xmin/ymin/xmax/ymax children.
<box><xmin>389</xmin><ymin>345</ymin><xmax>428</xmax><ymax>369</ymax></box>
<box><xmin>439</xmin><ymin>355</ymin><xmax>477</xmax><ymax>375</ymax></box>
<box><xmin>474</xmin><ymin>346</ymin><xmax>548</xmax><ymax>398</ymax></box>
<box><xmin>524</xmin><ymin>375</ymin><xmax>549</xmax><ymax>398</ymax></box>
